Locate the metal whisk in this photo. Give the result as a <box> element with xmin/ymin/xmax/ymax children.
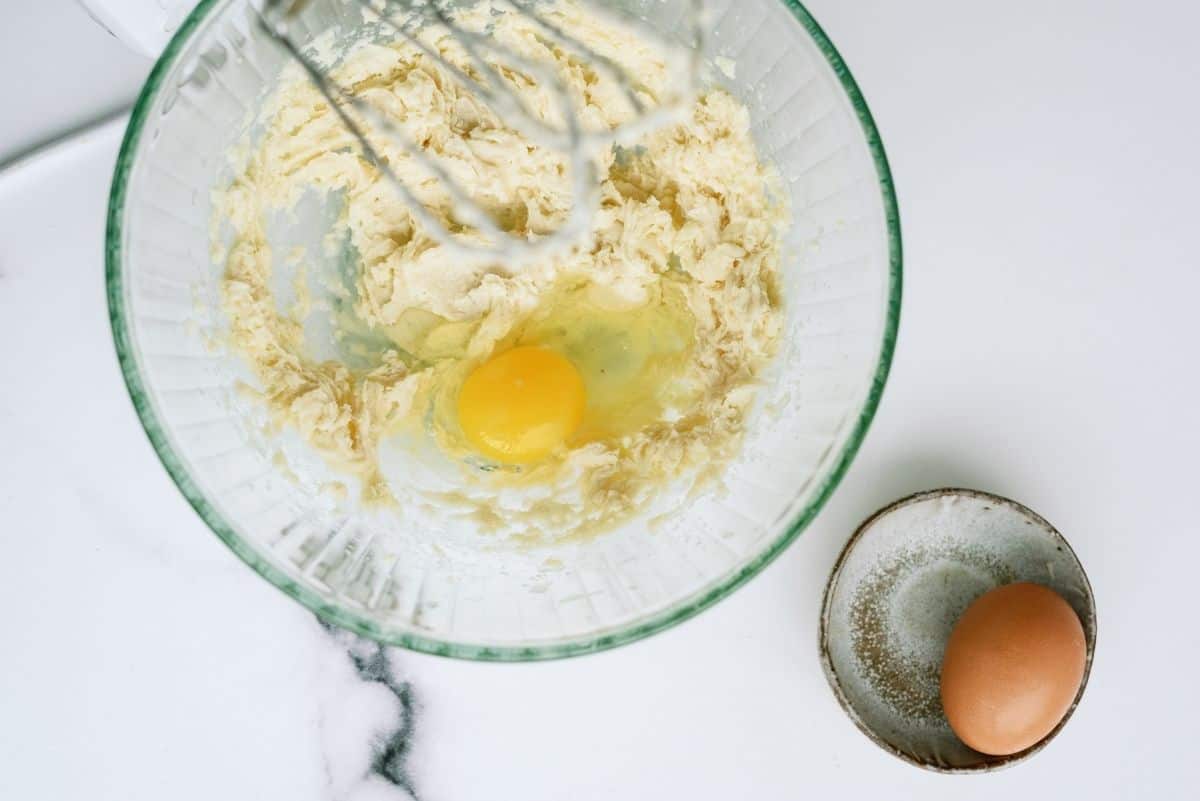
<box><xmin>257</xmin><ymin>0</ymin><xmax>705</xmax><ymax>261</ymax></box>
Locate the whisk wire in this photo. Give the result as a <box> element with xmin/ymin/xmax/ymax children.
<box><xmin>257</xmin><ymin>0</ymin><xmax>703</xmax><ymax>260</ymax></box>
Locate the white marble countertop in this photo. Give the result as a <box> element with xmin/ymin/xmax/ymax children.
<box><xmin>2</xmin><ymin>1</ymin><xmax>1199</xmax><ymax>799</ymax></box>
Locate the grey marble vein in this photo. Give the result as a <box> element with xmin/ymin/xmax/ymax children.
<box><xmin>319</xmin><ymin>621</ymin><xmax>420</xmax><ymax>801</ymax></box>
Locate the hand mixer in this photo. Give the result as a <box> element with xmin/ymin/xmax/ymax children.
<box><xmin>83</xmin><ymin>0</ymin><xmax>705</xmax><ymax>261</ymax></box>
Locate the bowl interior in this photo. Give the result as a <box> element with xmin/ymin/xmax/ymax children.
<box><xmin>820</xmin><ymin>489</ymin><xmax>1096</xmax><ymax>772</ymax></box>
<box><xmin>108</xmin><ymin>0</ymin><xmax>899</xmax><ymax>658</ymax></box>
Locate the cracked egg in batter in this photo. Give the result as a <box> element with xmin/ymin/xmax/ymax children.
<box><xmin>212</xmin><ymin>1</ymin><xmax>786</xmax><ymax>540</ymax></box>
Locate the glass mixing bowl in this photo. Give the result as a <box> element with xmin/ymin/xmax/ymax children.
<box><xmin>107</xmin><ymin>0</ymin><xmax>901</xmax><ymax>659</ymax></box>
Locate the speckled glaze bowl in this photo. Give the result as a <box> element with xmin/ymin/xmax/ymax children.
<box><xmin>819</xmin><ymin>488</ymin><xmax>1096</xmax><ymax>772</ymax></box>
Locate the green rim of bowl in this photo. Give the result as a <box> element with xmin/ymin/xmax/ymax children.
<box><xmin>106</xmin><ymin>0</ymin><xmax>903</xmax><ymax>661</ymax></box>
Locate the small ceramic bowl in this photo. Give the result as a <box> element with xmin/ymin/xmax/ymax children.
<box><xmin>819</xmin><ymin>488</ymin><xmax>1096</xmax><ymax>772</ymax></box>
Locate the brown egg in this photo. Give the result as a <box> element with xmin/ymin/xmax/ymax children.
<box><xmin>939</xmin><ymin>582</ymin><xmax>1086</xmax><ymax>756</ymax></box>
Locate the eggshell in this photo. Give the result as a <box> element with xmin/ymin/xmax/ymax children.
<box><xmin>939</xmin><ymin>582</ymin><xmax>1086</xmax><ymax>756</ymax></box>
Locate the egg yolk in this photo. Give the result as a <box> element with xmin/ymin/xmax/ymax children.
<box><xmin>457</xmin><ymin>346</ymin><xmax>586</xmax><ymax>464</ymax></box>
